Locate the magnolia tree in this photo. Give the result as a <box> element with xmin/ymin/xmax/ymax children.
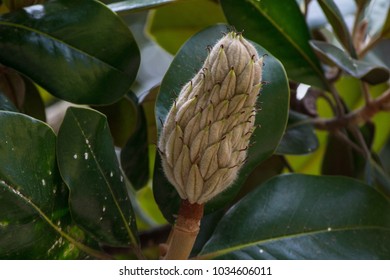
<box><xmin>0</xmin><ymin>0</ymin><xmax>389</xmax><ymax>260</ymax></box>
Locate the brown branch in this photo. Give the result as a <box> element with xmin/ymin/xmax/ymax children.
<box><xmin>160</xmin><ymin>200</ymin><xmax>204</xmax><ymax>260</ymax></box>
<box><xmin>348</xmin><ymin>126</ymin><xmax>371</xmax><ymax>159</ymax></box>
<box><xmin>358</xmin><ymin>30</ymin><xmax>385</xmax><ymax>58</ymax></box>
<box><xmin>333</xmin><ymin>130</ymin><xmax>366</xmax><ymax>157</ymax></box>
<box><xmin>314</xmin><ymin>88</ymin><xmax>390</xmax><ymax>131</ymax></box>
<box><xmin>328</xmin><ymin>83</ymin><xmax>346</xmax><ymax>117</ymax></box>
<box><xmin>361</xmin><ymin>82</ymin><xmax>373</xmax><ymax>105</ymax></box>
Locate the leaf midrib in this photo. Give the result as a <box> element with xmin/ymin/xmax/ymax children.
<box><xmin>0</xmin><ymin>21</ymin><xmax>129</xmax><ymax>77</ymax></box>
<box><xmin>0</xmin><ymin>179</ymin><xmax>112</xmax><ymax>259</ymax></box>
<box><xmin>69</xmin><ymin>110</ymin><xmax>138</xmax><ymax>246</ymax></box>
<box><xmin>197</xmin><ymin>225</ymin><xmax>390</xmax><ymax>259</ymax></box>
<box><xmin>247</xmin><ymin>0</ymin><xmax>327</xmax><ymax>87</ymax></box>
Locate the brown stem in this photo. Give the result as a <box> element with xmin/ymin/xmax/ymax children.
<box><xmin>161</xmin><ymin>200</ymin><xmax>204</xmax><ymax>260</ymax></box>
<box><xmin>281</xmin><ymin>156</ymin><xmax>294</xmax><ymax>173</ymax></box>
<box><xmin>333</xmin><ymin>130</ymin><xmax>366</xmax><ymax>157</ymax></box>
<box><xmin>361</xmin><ymin>82</ymin><xmax>372</xmax><ymax>105</ymax></box>
<box><xmin>358</xmin><ymin>33</ymin><xmax>383</xmax><ymax>58</ymax></box>
<box><xmin>349</xmin><ymin>126</ymin><xmax>371</xmax><ymax>159</ymax></box>
<box><xmin>314</xmin><ymin>88</ymin><xmax>390</xmax><ymax>131</ymax></box>
<box><xmin>353</xmin><ymin>19</ymin><xmax>368</xmax><ymax>54</ymax></box>
<box><xmin>328</xmin><ymin>83</ymin><xmax>345</xmax><ymax>117</ymax></box>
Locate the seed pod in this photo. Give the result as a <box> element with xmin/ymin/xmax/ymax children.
<box><xmin>159</xmin><ymin>32</ymin><xmax>263</xmax><ymax>204</ymax></box>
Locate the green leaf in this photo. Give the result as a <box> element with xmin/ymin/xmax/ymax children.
<box><xmin>379</xmin><ymin>136</ymin><xmax>390</xmax><ymax>175</ymax></box>
<box><xmin>21</xmin><ymin>77</ymin><xmax>46</xmax><ymax>122</ymax></box>
<box><xmin>370</xmin><ymin>159</ymin><xmax>390</xmax><ymax>197</ymax></box>
<box><xmin>310</xmin><ymin>40</ymin><xmax>390</xmax><ymax>84</ymax></box>
<box><xmin>108</xmin><ymin>0</ymin><xmax>175</xmax><ymax>13</ymax></box>
<box><xmin>57</xmin><ymin>107</ymin><xmax>138</xmax><ymax>248</ymax></box>
<box><xmin>146</xmin><ymin>0</ymin><xmax>226</xmax><ymax>54</ymax></box>
<box><xmin>0</xmin><ymin>0</ymin><xmax>140</xmax><ymax>105</ymax></box>
<box><xmin>199</xmin><ymin>174</ymin><xmax>390</xmax><ymax>259</ymax></box>
<box><xmin>318</xmin><ymin>0</ymin><xmax>356</xmax><ymax>57</ymax></box>
<box><xmin>93</xmin><ymin>93</ymin><xmax>138</xmax><ymax>148</ymax></box>
<box><xmin>355</xmin><ymin>0</ymin><xmax>371</xmax><ymax>8</ymax></box>
<box><xmin>0</xmin><ymin>69</ymin><xmax>46</xmax><ymax>120</ymax></box>
<box><xmin>220</xmin><ymin>0</ymin><xmax>328</xmax><ymax>89</ymax></box>
<box><xmin>139</xmin><ymin>85</ymin><xmax>159</xmax><ymax>145</ymax></box>
<box><xmin>381</xmin><ymin>9</ymin><xmax>390</xmax><ymax>38</ymax></box>
<box><xmin>0</xmin><ymin>111</ymin><xmax>65</xmax><ymax>259</ymax></box>
<box><xmin>235</xmin><ymin>155</ymin><xmax>285</xmax><ymax>202</ymax></box>
<box><xmin>120</xmin><ymin>99</ymin><xmax>150</xmax><ymax>190</ymax></box>
<box><xmin>153</xmin><ymin>24</ymin><xmax>289</xmax><ymax>222</ymax></box>
<box><xmin>321</xmin><ymin>132</ymin><xmax>354</xmax><ymax>177</ymax></box>
<box><xmin>363</xmin><ymin>0</ymin><xmax>390</xmax><ymax>37</ymax></box>
<box><xmin>276</xmin><ymin>111</ymin><xmax>319</xmax><ymax>155</ymax></box>
<box><xmin>0</xmin><ymin>68</ymin><xmax>24</xmax><ymax>110</ymax></box>
<box><xmin>153</xmin><ymin>153</ymin><xmax>180</xmax><ymax>223</ymax></box>
<box><xmin>0</xmin><ymin>91</ymin><xmax>18</xmax><ymax>112</ymax></box>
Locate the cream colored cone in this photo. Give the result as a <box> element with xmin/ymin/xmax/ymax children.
<box><xmin>159</xmin><ymin>32</ymin><xmax>264</xmax><ymax>204</ymax></box>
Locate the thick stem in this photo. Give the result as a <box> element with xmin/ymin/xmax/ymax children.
<box><xmin>162</xmin><ymin>200</ymin><xmax>204</xmax><ymax>260</ymax></box>
<box><xmin>314</xmin><ymin>88</ymin><xmax>390</xmax><ymax>131</ymax></box>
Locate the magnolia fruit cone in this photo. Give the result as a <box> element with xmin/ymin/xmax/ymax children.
<box><xmin>159</xmin><ymin>32</ymin><xmax>264</xmax><ymax>204</ymax></box>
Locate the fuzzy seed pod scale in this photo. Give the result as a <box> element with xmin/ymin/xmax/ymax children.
<box><xmin>159</xmin><ymin>32</ymin><xmax>264</xmax><ymax>260</ymax></box>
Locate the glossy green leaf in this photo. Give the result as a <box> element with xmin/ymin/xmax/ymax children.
<box><xmin>381</xmin><ymin>9</ymin><xmax>390</xmax><ymax>38</ymax></box>
<box><xmin>108</xmin><ymin>0</ymin><xmax>175</xmax><ymax>13</ymax></box>
<box><xmin>153</xmin><ymin>24</ymin><xmax>289</xmax><ymax>222</ymax></box>
<box><xmin>321</xmin><ymin>132</ymin><xmax>354</xmax><ymax>177</ymax></box>
<box><xmin>146</xmin><ymin>0</ymin><xmax>226</xmax><ymax>54</ymax></box>
<box><xmin>370</xmin><ymin>159</ymin><xmax>390</xmax><ymax>197</ymax></box>
<box><xmin>57</xmin><ymin>107</ymin><xmax>138</xmax><ymax>248</ymax></box>
<box><xmin>139</xmin><ymin>85</ymin><xmax>159</xmax><ymax>145</ymax></box>
<box><xmin>120</xmin><ymin>100</ymin><xmax>150</xmax><ymax>190</ymax></box>
<box><xmin>199</xmin><ymin>174</ymin><xmax>390</xmax><ymax>259</ymax></box>
<box><xmin>311</xmin><ymin>40</ymin><xmax>390</xmax><ymax>84</ymax></box>
<box><xmin>318</xmin><ymin>0</ymin><xmax>356</xmax><ymax>57</ymax></box>
<box><xmin>22</xmin><ymin>77</ymin><xmax>46</xmax><ymax>122</ymax></box>
<box><xmin>276</xmin><ymin>111</ymin><xmax>319</xmax><ymax>155</ymax></box>
<box><xmin>235</xmin><ymin>155</ymin><xmax>285</xmax><ymax>203</ymax></box>
<box><xmin>93</xmin><ymin>93</ymin><xmax>138</xmax><ymax>148</ymax></box>
<box><xmin>153</xmin><ymin>153</ymin><xmax>180</xmax><ymax>223</ymax></box>
<box><xmin>221</xmin><ymin>0</ymin><xmax>328</xmax><ymax>89</ymax></box>
<box><xmin>0</xmin><ymin>69</ymin><xmax>46</xmax><ymax>120</ymax></box>
<box><xmin>354</xmin><ymin>0</ymin><xmax>372</xmax><ymax>34</ymax></box>
<box><xmin>0</xmin><ymin>91</ymin><xmax>17</xmax><ymax>112</ymax></box>
<box><xmin>0</xmin><ymin>68</ymin><xmax>24</xmax><ymax>109</ymax></box>
<box><xmin>379</xmin><ymin>137</ymin><xmax>390</xmax><ymax>175</ymax></box>
<box><xmin>363</xmin><ymin>0</ymin><xmax>390</xmax><ymax>37</ymax></box>
<box><xmin>0</xmin><ymin>111</ymin><xmax>65</xmax><ymax>259</ymax></box>
<box><xmin>0</xmin><ymin>0</ymin><xmax>140</xmax><ymax>105</ymax></box>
